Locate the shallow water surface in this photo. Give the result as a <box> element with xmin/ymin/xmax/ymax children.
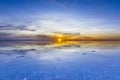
<box><xmin>0</xmin><ymin>41</ymin><xmax>120</xmax><ymax>80</ymax></box>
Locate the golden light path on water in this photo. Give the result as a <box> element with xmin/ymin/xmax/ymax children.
<box><xmin>0</xmin><ymin>41</ymin><xmax>120</xmax><ymax>51</ymax></box>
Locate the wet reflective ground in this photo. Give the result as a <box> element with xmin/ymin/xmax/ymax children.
<box><xmin>0</xmin><ymin>41</ymin><xmax>120</xmax><ymax>80</ymax></box>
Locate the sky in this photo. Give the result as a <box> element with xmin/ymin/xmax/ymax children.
<box><xmin>0</xmin><ymin>0</ymin><xmax>120</xmax><ymax>40</ymax></box>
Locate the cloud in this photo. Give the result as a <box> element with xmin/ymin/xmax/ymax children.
<box><xmin>0</xmin><ymin>32</ymin><xmax>55</xmax><ymax>41</ymax></box>
<box><xmin>0</xmin><ymin>24</ymin><xmax>29</xmax><ymax>30</ymax></box>
<box><xmin>0</xmin><ymin>23</ymin><xmax>37</xmax><ymax>34</ymax></box>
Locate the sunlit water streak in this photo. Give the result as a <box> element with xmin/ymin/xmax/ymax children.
<box><xmin>0</xmin><ymin>41</ymin><xmax>120</xmax><ymax>80</ymax></box>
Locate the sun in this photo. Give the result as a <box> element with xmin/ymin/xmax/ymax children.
<box><xmin>57</xmin><ymin>38</ymin><xmax>62</xmax><ymax>42</ymax></box>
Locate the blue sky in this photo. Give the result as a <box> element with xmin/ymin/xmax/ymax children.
<box><xmin>0</xmin><ymin>0</ymin><xmax>120</xmax><ymax>35</ymax></box>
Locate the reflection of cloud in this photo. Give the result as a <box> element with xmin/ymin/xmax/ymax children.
<box><xmin>0</xmin><ymin>49</ymin><xmax>36</xmax><ymax>57</ymax></box>
<box><xmin>0</xmin><ymin>41</ymin><xmax>120</xmax><ymax>63</ymax></box>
